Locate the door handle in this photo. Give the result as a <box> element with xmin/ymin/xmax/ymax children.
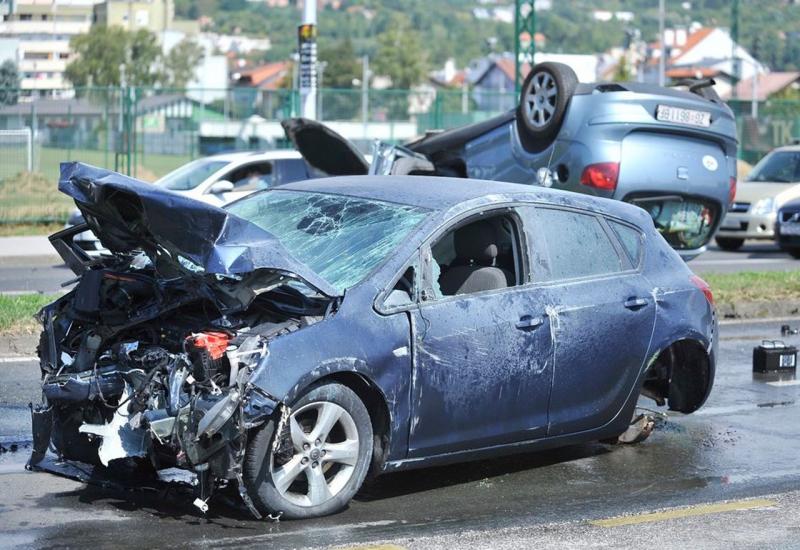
<box><xmin>516</xmin><ymin>315</ymin><xmax>545</xmax><ymax>330</ymax></box>
<box><xmin>624</xmin><ymin>297</ymin><xmax>649</xmax><ymax>310</ymax></box>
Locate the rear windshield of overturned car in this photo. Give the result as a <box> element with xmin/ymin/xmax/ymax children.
<box><xmin>227</xmin><ymin>190</ymin><xmax>429</xmax><ymax>291</ymax></box>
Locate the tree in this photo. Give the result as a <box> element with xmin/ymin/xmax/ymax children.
<box><xmin>319</xmin><ymin>38</ymin><xmax>361</xmax><ymax>89</ymax></box>
<box><xmin>372</xmin><ymin>14</ymin><xmax>428</xmax><ymax>89</ymax></box>
<box><xmin>66</xmin><ymin>26</ymin><xmax>202</xmax><ymax>90</ymax></box>
<box><xmin>161</xmin><ymin>38</ymin><xmax>204</xmax><ymax>89</ymax></box>
<box><xmin>66</xmin><ymin>26</ymin><xmax>160</xmax><ymax>88</ymax></box>
<box><xmin>0</xmin><ymin>60</ymin><xmax>20</xmax><ymax>105</ymax></box>
<box><xmin>318</xmin><ymin>38</ymin><xmax>362</xmax><ymax>120</ymax></box>
<box><xmin>66</xmin><ymin>26</ymin><xmax>129</xmax><ymax>88</ymax></box>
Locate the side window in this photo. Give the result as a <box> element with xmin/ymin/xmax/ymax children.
<box><xmin>609</xmin><ymin>220</ymin><xmax>643</xmax><ymax>266</ymax></box>
<box><xmin>384</xmin><ymin>264</ymin><xmax>417</xmax><ymax>308</ymax></box>
<box><xmin>277</xmin><ymin>158</ymin><xmax>310</xmax><ymax>184</ymax></box>
<box><xmin>535</xmin><ymin>208</ymin><xmax>623</xmax><ymax>280</ymax></box>
<box><xmin>226</xmin><ymin>162</ymin><xmax>274</xmax><ymax>192</ymax></box>
<box><xmin>423</xmin><ymin>211</ymin><xmax>524</xmax><ymax>299</ymax></box>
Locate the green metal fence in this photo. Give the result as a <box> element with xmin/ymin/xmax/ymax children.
<box><xmin>0</xmin><ymin>87</ymin><xmax>798</xmax><ymax>226</ymax></box>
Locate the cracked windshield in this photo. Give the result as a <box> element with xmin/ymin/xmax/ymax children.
<box><xmin>227</xmin><ymin>190</ymin><xmax>428</xmax><ymax>291</ymax></box>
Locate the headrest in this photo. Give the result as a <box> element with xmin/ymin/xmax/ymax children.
<box><xmin>454</xmin><ymin>221</ymin><xmax>498</xmax><ymax>262</ymax></box>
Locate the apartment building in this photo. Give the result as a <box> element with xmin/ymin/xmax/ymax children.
<box><xmin>0</xmin><ymin>0</ymin><xmax>95</xmax><ymax>94</ymax></box>
<box><xmin>93</xmin><ymin>0</ymin><xmax>173</xmax><ymax>33</ymax></box>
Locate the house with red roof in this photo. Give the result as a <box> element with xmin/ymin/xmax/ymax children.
<box><xmin>646</xmin><ymin>26</ymin><xmax>765</xmax><ymax>98</ymax></box>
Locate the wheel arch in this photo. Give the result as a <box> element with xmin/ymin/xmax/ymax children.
<box><xmin>641</xmin><ymin>337</ymin><xmax>714</xmax><ymax>414</ymax></box>
<box><xmin>285</xmin><ymin>368</ymin><xmax>393</xmax><ymax>477</ymax></box>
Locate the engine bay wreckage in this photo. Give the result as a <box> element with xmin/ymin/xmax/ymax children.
<box><xmin>29</xmin><ymin>162</ymin><xmax>341</xmax><ymax>518</ymax></box>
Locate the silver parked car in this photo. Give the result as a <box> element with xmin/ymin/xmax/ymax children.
<box><xmin>284</xmin><ymin>63</ymin><xmax>738</xmax><ymax>259</ymax></box>
<box><xmin>716</xmin><ymin>145</ymin><xmax>800</xmax><ymax>250</ymax></box>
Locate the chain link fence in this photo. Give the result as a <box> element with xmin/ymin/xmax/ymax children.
<box><xmin>0</xmin><ymin>87</ymin><xmax>794</xmax><ymax>226</ymax></box>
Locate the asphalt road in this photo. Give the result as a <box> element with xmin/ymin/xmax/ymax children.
<box><xmin>0</xmin><ymin>240</ymin><xmax>797</xmax><ymax>296</ymax></box>
<box><xmin>2</xmin><ymin>319</ymin><xmax>800</xmax><ymax>548</ymax></box>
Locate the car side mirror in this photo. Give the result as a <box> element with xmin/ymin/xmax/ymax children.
<box><xmin>208</xmin><ymin>180</ymin><xmax>234</xmax><ymax>194</ymax></box>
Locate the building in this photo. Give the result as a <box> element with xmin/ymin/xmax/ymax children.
<box><xmin>0</xmin><ymin>93</ymin><xmax>223</xmax><ymax>154</ymax></box>
<box><xmin>93</xmin><ymin>0</ymin><xmax>173</xmax><ymax>32</ymax></box>
<box><xmin>728</xmin><ymin>72</ymin><xmax>800</xmax><ymax>101</ymax></box>
<box><xmin>0</xmin><ymin>0</ymin><xmax>96</xmax><ymax>95</ymax></box>
<box><xmin>645</xmin><ymin>26</ymin><xmax>765</xmax><ymax>97</ymax></box>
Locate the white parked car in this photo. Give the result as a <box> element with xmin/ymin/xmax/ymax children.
<box><xmin>67</xmin><ymin>150</ymin><xmax>321</xmax><ymax>255</ymax></box>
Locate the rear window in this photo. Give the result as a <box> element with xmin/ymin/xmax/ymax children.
<box><xmin>536</xmin><ymin>208</ymin><xmax>622</xmax><ymax>280</ymax></box>
<box><xmin>609</xmin><ymin>220</ymin><xmax>643</xmax><ymax>266</ymax></box>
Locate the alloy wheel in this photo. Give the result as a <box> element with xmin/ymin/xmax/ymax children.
<box><xmin>270</xmin><ymin>401</ymin><xmax>360</xmax><ymax>507</ymax></box>
<box><xmin>523</xmin><ymin>71</ymin><xmax>558</xmax><ymax>128</ymax></box>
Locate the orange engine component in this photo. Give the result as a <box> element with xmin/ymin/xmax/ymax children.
<box><xmin>189</xmin><ymin>331</ymin><xmax>231</xmax><ymax>360</ymax></box>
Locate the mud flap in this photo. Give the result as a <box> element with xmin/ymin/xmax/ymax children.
<box><xmin>28</xmin><ymin>404</ymin><xmax>53</xmax><ymax>468</ymax></box>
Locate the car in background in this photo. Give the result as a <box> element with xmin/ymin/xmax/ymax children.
<box><xmin>775</xmin><ymin>198</ymin><xmax>800</xmax><ymax>258</ymax></box>
<box><xmin>284</xmin><ymin>62</ymin><xmax>739</xmax><ymax>259</ymax></box>
<box><xmin>37</xmin><ymin>163</ymin><xmax>717</xmax><ymax>519</ymax></box>
<box><xmin>67</xmin><ymin>150</ymin><xmax>322</xmax><ymax>256</ymax></box>
<box><xmin>716</xmin><ymin>145</ymin><xmax>800</xmax><ymax>251</ymax></box>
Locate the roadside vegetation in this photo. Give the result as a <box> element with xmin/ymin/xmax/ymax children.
<box><xmin>704</xmin><ymin>271</ymin><xmax>800</xmax><ymax>306</ymax></box>
<box><xmin>0</xmin><ymin>294</ymin><xmax>56</xmax><ymax>335</ymax></box>
<box><xmin>0</xmin><ymin>149</ymin><xmax>186</xmax><ymax>236</ymax></box>
<box><xmin>0</xmin><ymin>172</ymin><xmax>74</xmax><ymax>227</ymax></box>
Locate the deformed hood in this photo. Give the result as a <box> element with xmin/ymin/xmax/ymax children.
<box><xmin>58</xmin><ymin>162</ymin><xmax>340</xmax><ymax>297</ymax></box>
<box><xmin>281</xmin><ymin>118</ymin><xmax>369</xmax><ymax>176</ymax></box>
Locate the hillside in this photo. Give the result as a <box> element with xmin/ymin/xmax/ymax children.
<box><xmin>177</xmin><ymin>0</ymin><xmax>800</xmax><ymax>73</ymax></box>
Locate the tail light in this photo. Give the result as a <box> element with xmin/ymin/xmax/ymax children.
<box><xmin>728</xmin><ymin>177</ymin><xmax>737</xmax><ymax>205</ymax></box>
<box><xmin>189</xmin><ymin>331</ymin><xmax>231</xmax><ymax>360</ymax></box>
<box><xmin>690</xmin><ymin>275</ymin><xmax>714</xmax><ymax>305</ymax></box>
<box><xmin>580</xmin><ymin>162</ymin><xmax>620</xmax><ymax>192</ymax></box>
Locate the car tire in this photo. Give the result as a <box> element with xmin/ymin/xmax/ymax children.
<box><xmin>243</xmin><ymin>382</ymin><xmax>373</xmax><ymax>520</ymax></box>
<box><xmin>516</xmin><ymin>62</ymin><xmax>578</xmax><ymax>151</ymax></box>
<box><xmin>714</xmin><ymin>237</ymin><xmax>745</xmax><ymax>251</ymax></box>
<box><xmin>785</xmin><ymin>247</ymin><xmax>800</xmax><ymax>259</ymax></box>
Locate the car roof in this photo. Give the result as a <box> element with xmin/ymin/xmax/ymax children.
<box><xmin>203</xmin><ymin>150</ymin><xmax>303</xmax><ymax>163</ymax></box>
<box><xmin>277</xmin><ymin>175</ymin><xmax>649</xmax><ymax>224</ymax></box>
<box><xmin>770</xmin><ymin>144</ymin><xmax>800</xmax><ymax>154</ymax></box>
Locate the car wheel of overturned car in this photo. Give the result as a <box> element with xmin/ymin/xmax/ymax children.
<box><xmin>714</xmin><ymin>237</ymin><xmax>745</xmax><ymax>251</ymax></box>
<box><xmin>516</xmin><ymin>62</ymin><xmax>579</xmax><ymax>150</ymax></box>
<box><xmin>243</xmin><ymin>382</ymin><xmax>373</xmax><ymax>519</ymax></box>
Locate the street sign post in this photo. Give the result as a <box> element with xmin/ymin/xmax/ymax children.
<box><xmin>298</xmin><ymin>20</ymin><xmax>317</xmax><ymax>118</ymax></box>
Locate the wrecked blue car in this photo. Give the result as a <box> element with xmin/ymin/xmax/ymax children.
<box><xmin>31</xmin><ymin>162</ymin><xmax>716</xmax><ymax>519</ymax></box>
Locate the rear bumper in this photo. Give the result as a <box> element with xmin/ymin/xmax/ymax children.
<box><xmin>716</xmin><ymin>212</ymin><xmax>776</xmax><ymax>240</ymax></box>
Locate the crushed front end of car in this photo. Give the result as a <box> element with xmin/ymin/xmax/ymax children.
<box><xmin>29</xmin><ymin>162</ymin><xmax>339</xmax><ymax>518</ymax></box>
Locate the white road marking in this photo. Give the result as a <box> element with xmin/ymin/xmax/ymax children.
<box><xmin>0</xmin><ymin>356</ymin><xmax>37</xmax><ymax>364</ymax></box>
<box><xmin>692</xmin><ymin>259</ymin><xmax>788</xmax><ymax>265</ymax></box>
<box><xmin>766</xmin><ymin>379</ymin><xmax>800</xmax><ymax>387</ymax></box>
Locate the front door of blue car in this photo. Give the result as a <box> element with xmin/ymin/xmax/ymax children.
<box><xmin>525</xmin><ymin>207</ymin><xmax>656</xmax><ymax>436</ymax></box>
<box><xmin>407</xmin><ymin>208</ymin><xmax>554</xmax><ymax>458</ymax></box>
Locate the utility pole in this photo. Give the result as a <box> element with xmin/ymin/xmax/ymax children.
<box><xmin>658</xmin><ymin>0</ymin><xmax>666</xmax><ymax>87</ymax></box>
<box><xmin>731</xmin><ymin>0</ymin><xmax>741</xmax><ymax>97</ymax></box>
<box><xmin>361</xmin><ymin>55</ymin><xmax>369</xmax><ymax>139</ymax></box>
<box><xmin>298</xmin><ymin>0</ymin><xmax>317</xmax><ymax>119</ymax></box>
<box><xmin>514</xmin><ymin>0</ymin><xmax>536</xmax><ymax>94</ymax></box>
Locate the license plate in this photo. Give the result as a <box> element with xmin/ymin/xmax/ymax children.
<box><xmin>781</xmin><ymin>222</ymin><xmax>800</xmax><ymax>236</ymax></box>
<box><xmin>656</xmin><ymin>104</ymin><xmax>712</xmax><ymax>128</ymax></box>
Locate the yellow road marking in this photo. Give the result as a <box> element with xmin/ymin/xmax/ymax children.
<box><xmin>337</xmin><ymin>545</ymin><xmax>407</xmax><ymax>550</ymax></box>
<box><xmin>590</xmin><ymin>498</ymin><xmax>777</xmax><ymax>528</ymax></box>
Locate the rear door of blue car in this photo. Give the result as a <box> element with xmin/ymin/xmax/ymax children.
<box><xmin>521</xmin><ymin>206</ymin><xmax>656</xmax><ymax>436</ymax></box>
